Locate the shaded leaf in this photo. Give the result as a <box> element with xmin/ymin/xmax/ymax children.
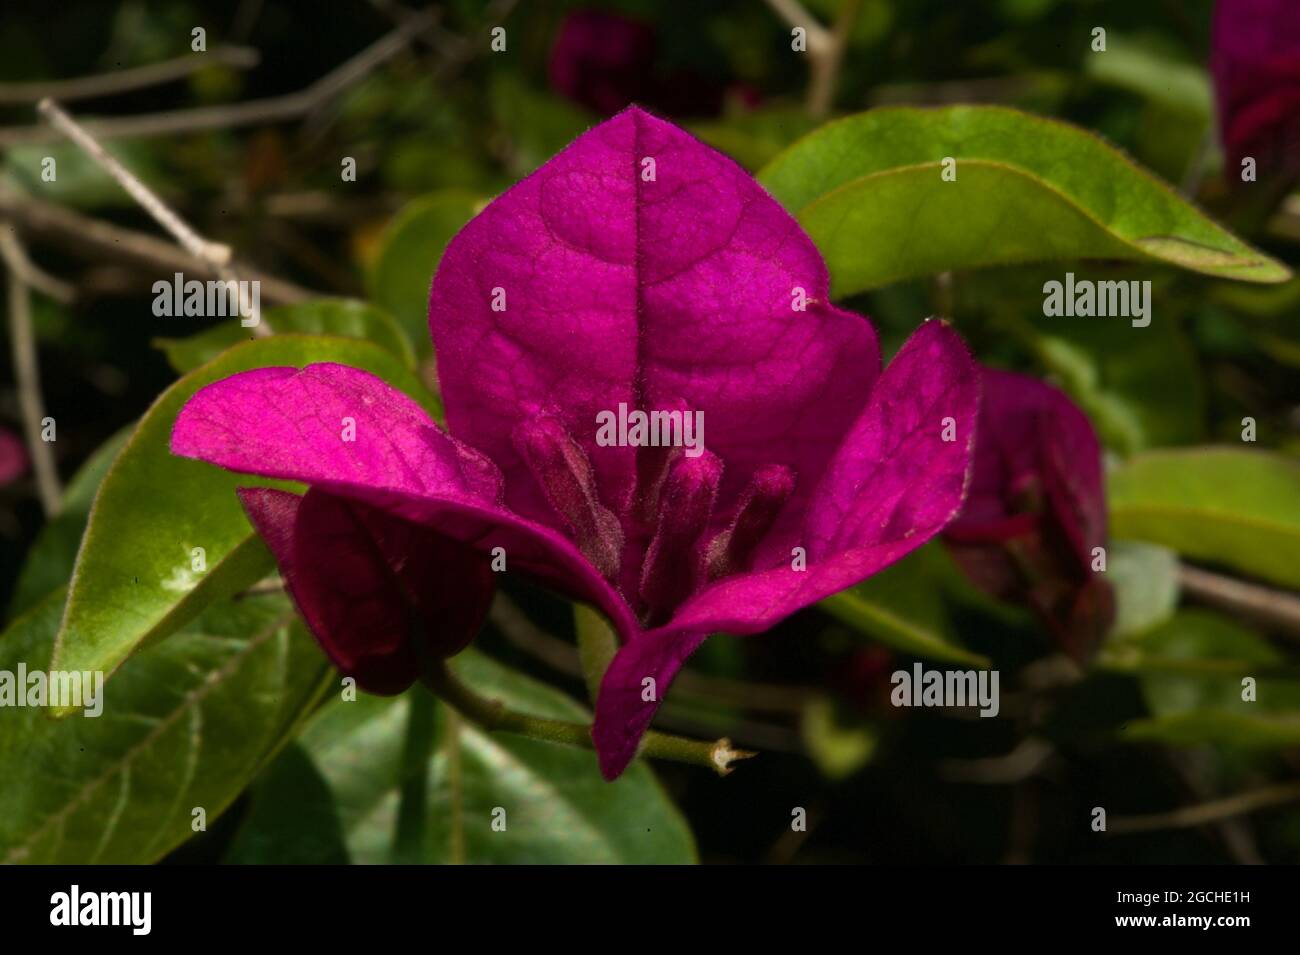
<box><xmin>302</xmin><ymin>650</ymin><xmax>697</xmax><ymax>864</ymax></box>
<box><xmin>224</xmin><ymin>743</ymin><xmax>349</xmax><ymax>865</ymax></box>
<box><xmin>1106</xmin><ymin>610</ymin><xmax>1300</xmax><ymax>747</ymax></box>
<box><xmin>820</xmin><ymin>545</ymin><xmax>992</xmax><ymax>667</ymax></box>
<box><xmin>366</xmin><ymin>192</ymin><xmax>480</xmax><ymax>356</ymax></box>
<box><xmin>1032</xmin><ymin>312</ymin><xmax>1205</xmax><ymax>453</ymax></box>
<box><xmin>0</xmin><ymin>591</ymin><xmax>332</xmax><ymax>864</ymax></box>
<box><xmin>8</xmin><ymin>425</ymin><xmax>132</xmax><ymax>619</ymax></box>
<box><xmin>690</xmin><ymin>107</ymin><xmax>821</xmax><ymax>171</ymax></box>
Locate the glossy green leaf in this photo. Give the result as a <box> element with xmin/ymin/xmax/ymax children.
<box><xmin>820</xmin><ymin>545</ymin><xmax>991</xmax><ymax>667</ymax></box>
<box><xmin>8</xmin><ymin>425</ymin><xmax>132</xmax><ymax>619</ymax></box>
<box><xmin>1108</xmin><ymin>449</ymin><xmax>1300</xmax><ymax>589</ymax></box>
<box><xmin>758</xmin><ymin>106</ymin><xmax>1289</xmax><ymax>294</ymax></box>
<box><xmin>51</xmin><ymin>335</ymin><xmax>434</xmax><ymax>702</ymax></box>
<box><xmin>367</xmin><ymin>191</ymin><xmax>480</xmax><ymax>354</ymax></box>
<box><xmin>224</xmin><ymin>743</ymin><xmax>350</xmax><ymax>865</ymax></box>
<box><xmin>0</xmin><ymin>591</ymin><xmax>332</xmax><ymax>864</ymax></box>
<box><xmin>302</xmin><ymin>650</ymin><xmax>697</xmax><ymax>864</ymax></box>
<box><xmin>154</xmin><ymin>299</ymin><xmax>416</xmax><ymax>375</ymax></box>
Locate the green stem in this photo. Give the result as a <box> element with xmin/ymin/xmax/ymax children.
<box><xmin>424</xmin><ymin>659</ymin><xmax>753</xmax><ymax>776</ymax></box>
<box><xmin>443</xmin><ymin>708</ymin><xmax>466</xmax><ymax>865</ymax></box>
<box><xmin>391</xmin><ymin>683</ymin><xmax>437</xmax><ymax>864</ymax></box>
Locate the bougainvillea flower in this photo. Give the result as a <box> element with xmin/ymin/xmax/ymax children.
<box><xmin>547</xmin><ymin>10</ymin><xmax>732</xmax><ymax>117</ymax></box>
<box><xmin>548</xmin><ymin>10</ymin><xmax>656</xmax><ymax>116</ymax></box>
<box><xmin>0</xmin><ymin>426</ymin><xmax>28</xmax><ymax>487</ymax></box>
<box><xmin>943</xmin><ymin>370</ymin><xmax>1112</xmax><ymax>663</ymax></box>
<box><xmin>172</xmin><ymin>106</ymin><xmax>980</xmax><ymax>779</ymax></box>
<box><xmin>1211</xmin><ymin>0</ymin><xmax>1300</xmax><ymax>176</ymax></box>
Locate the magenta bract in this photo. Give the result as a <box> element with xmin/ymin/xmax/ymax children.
<box><xmin>0</xmin><ymin>426</ymin><xmax>28</xmax><ymax>487</ymax></box>
<box><xmin>172</xmin><ymin>107</ymin><xmax>980</xmax><ymax>779</ymax></box>
<box><xmin>944</xmin><ymin>369</ymin><xmax>1112</xmax><ymax>662</ymax></box>
<box><xmin>548</xmin><ymin>11</ymin><xmax>656</xmax><ymax>116</ymax></box>
<box><xmin>1212</xmin><ymin>0</ymin><xmax>1300</xmax><ymax>176</ymax></box>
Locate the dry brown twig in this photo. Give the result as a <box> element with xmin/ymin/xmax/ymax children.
<box><xmin>0</xmin><ymin>46</ymin><xmax>260</xmax><ymax>106</ymax></box>
<box><xmin>1178</xmin><ymin>563</ymin><xmax>1300</xmax><ymax>641</ymax></box>
<box><xmin>1108</xmin><ymin>779</ymin><xmax>1300</xmax><ymax>835</ymax></box>
<box><xmin>1</xmin><ymin>226</ymin><xmax>63</xmax><ymax>515</ymax></box>
<box><xmin>0</xmin><ymin>13</ymin><xmax>437</xmax><ymax>147</ymax></box>
<box><xmin>764</xmin><ymin>0</ymin><xmax>861</xmax><ymax>117</ymax></box>
<box><xmin>0</xmin><ymin>188</ymin><xmax>315</xmax><ymax>305</ymax></box>
<box><xmin>35</xmin><ymin>98</ymin><xmax>271</xmax><ymax>335</ymax></box>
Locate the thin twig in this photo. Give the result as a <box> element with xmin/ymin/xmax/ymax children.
<box><xmin>444</xmin><ymin>707</ymin><xmax>466</xmax><ymax>865</ymax></box>
<box><xmin>1165</xmin><ymin>749</ymin><xmax>1264</xmax><ymax>865</ymax></box>
<box><xmin>489</xmin><ymin>592</ymin><xmax>812</xmax><ymax>715</ymax></box>
<box><xmin>940</xmin><ymin>737</ymin><xmax>1057</xmax><ymax>784</ymax></box>
<box><xmin>807</xmin><ymin>0</ymin><xmax>861</xmax><ymax>118</ymax></box>
<box><xmin>0</xmin><ymin>227</ymin><xmax>74</xmax><ymax>304</ymax></box>
<box><xmin>1109</xmin><ymin>779</ymin><xmax>1300</xmax><ymax>834</ymax></box>
<box><xmin>38</xmin><ymin>99</ymin><xmax>231</xmax><ymax>265</ymax></box>
<box><xmin>0</xmin><ymin>12</ymin><xmax>437</xmax><ymax>147</ymax></box>
<box><xmin>764</xmin><ymin>0</ymin><xmax>832</xmax><ymax>52</ymax></box>
<box><xmin>1179</xmin><ymin>563</ymin><xmax>1300</xmax><ymax>640</ymax></box>
<box><xmin>425</xmin><ymin>658</ymin><xmax>755</xmax><ymax>777</ymax></box>
<box><xmin>0</xmin><ymin>187</ymin><xmax>316</xmax><ymax>305</ymax></box>
<box><xmin>1</xmin><ymin>227</ymin><xmax>61</xmax><ymax>515</ymax></box>
<box><xmin>764</xmin><ymin>0</ymin><xmax>858</xmax><ymax>117</ymax></box>
<box><xmin>0</xmin><ymin>46</ymin><xmax>260</xmax><ymax>105</ymax></box>
<box><xmin>36</xmin><ymin>99</ymin><xmax>271</xmax><ymax>333</ymax></box>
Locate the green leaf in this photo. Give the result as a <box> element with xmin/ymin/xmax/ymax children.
<box><xmin>758</xmin><ymin>106</ymin><xmax>1289</xmax><ymax>294</ymax></box>
<box><xmin>154</xmin><ymin>299</ymin><xmax>416</xmax><ymax>375</ymax></box>
<box><xmin>3</xmin><ymin>141</ymin><xmax>168</xmax><ymax>209</ymax></box>
<box><xmin>367</xmin><ymin>191</ymin><xmax>480</xmax><ymax>354</ymax></box>
<box><xmin>819</xmin><ymin>545</ymin><xmax>992</xmax><ymax>667</ymax></box>
<box><xmin>0</xmin><ymin>590</ymin><xmax>332</xmax><ymax>864</ymax></box>
<box><xmin>1124</xmin><ymin>710</ymin><xmax>1300</xmax><ymax>747</ymax></box>
<box><xmin>1085</xmin><ymin>39</ymin><xmax>1212</xmax><ymax>118</ymax></box>
<box><xmin>1107</xmin><ymin>540</ymin><xmax>1180</xmax><ymax>638</ymax></box>
<box><xmin>690</xmin><ymin>107</ymin><xmax>822</xmax><ymax>172</ymax></box>
<box><xmin>1031</xmin><ymin>311</ymin><xmax>1205</xmax><ymax>453</ymax></box>
<box><xmin>488</xmin><ymin>73</ymin><xmax>594</xmax><ymax>177</ymax></box>
<box><xmin>224</xmin><ymin>743</ymin><xmax>350</xmax><ymax>865</ymax></box>
<box><xmin>1105</xmin><ymin>611</ymin><xmax>1300</xmax><ymax>747</ymax></box>
<box><xmin>800</xmin><ymin>696</ymin><xmax>877</xmax><ymax>780</ymax></box>
<box><xmin>1108</xmin><ymin>449</ymin><xmax>1300</xmax><ymax>589</ymax></box>
<box><xmin>302</xmin><ymin>650</ymin><xmax>698</xmax><ymax>864</ymax></box>
<box><xmin>8</xmin><ymin>425</ymin><xmax>133</xmax><ymax>619</ymax></box>
<box><xmin>51</xmin><ymin>335</ymin><xmax>434</xmax><ymax>703</ymax></box>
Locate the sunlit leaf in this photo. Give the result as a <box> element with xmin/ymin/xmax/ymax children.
<box><xmin>759</xmin><ymin>106</ymin><xmax>1289</xmax><ymax>293</ymax></box>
